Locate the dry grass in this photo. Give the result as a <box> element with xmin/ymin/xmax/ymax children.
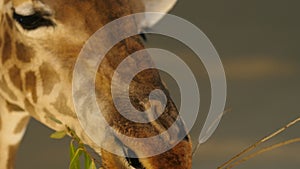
<box><xmin>218</xmin><ymin>117</ymin><xmax>300</xmax><ymax>169</ymax></box>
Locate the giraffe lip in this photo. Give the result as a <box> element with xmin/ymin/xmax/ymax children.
<box><xmin>123</xmin><ymin>147</ymin><xmax>145</xmax><ymax>169</ymax></box>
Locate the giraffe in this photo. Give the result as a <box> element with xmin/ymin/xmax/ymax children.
<box><xmin>0</xmin><ymin>0</ymin><xmax>192</xmax><ymax>169</ymax></box>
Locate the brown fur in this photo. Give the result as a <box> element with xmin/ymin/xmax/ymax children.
<box><xmin>5</xmin><ymin>14</ymin><xmax>13</xmax><ymax>29</ymax></box>
<box><xmin>24</xmin><ymin>98</ymin><xmax>37</xmax><ymax>117</ymax></box>
<box><xmin>2</xmin><ymin>31</ymin><xmax>12</xmax><ymax>64</ymax></box>
<box><xmin>25</xmin><ymin>71</ymin><xmax>37</xmax><ymax>103</ymax></box>
<box><xmin>6</xmin><ymin>145</ymin><xmax>18</xmax><ymax>169</ymax></box>
<box><xmin>15</xmin><ymin>42</ymin><xmax>34</xmax><ymax>63</ymax></box>
<box><xmin>101</xmin><ymin>149</ymin><xmax>130</xmax><ymax>169</ymax></box>
<box><xmin>39</xmin><ymin>62</ymin><xmax>60</xmax><ymax>95</ymax></box>
<box><xmin>51</xmin><ymin>93</ymin><xmax>77</xmax><ymax>119</ymax></box>
<box><xmin>6</xmin><ymin>101</ymin><xmax>24</xmax><ymax>112</ymax></box>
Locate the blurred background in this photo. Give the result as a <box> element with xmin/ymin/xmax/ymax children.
<box><xmin>15</xmin><ymin>0</ymin><xmax>300</xmax><ymax>168</ymax></box>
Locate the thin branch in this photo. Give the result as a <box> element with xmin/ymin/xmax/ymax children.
<box><xmin>218</xmin><ymin>117</ymin><xmax>300</xmax><ymax>169</ymax></box>
<box><xmin>226</xmin><ymin>138</ymin><xmax>300</xmax><ymax>169</ymax></box>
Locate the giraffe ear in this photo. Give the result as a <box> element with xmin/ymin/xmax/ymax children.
<box><xmin>140</xmin><ymin>0</ymin><xmax>177</xmax><ymax>28</ymax></box>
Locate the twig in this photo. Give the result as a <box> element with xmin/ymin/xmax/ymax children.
<box><xmin>218</xmin><ymin>117</ymin><xmax>300</xmax><ymax>169</ymax></box>
<box><xmin>226</xmin><ymin>138</ymin><xmax>300</xmax><ymax>169</ymax></box>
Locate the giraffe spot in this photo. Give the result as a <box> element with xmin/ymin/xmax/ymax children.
<box><xmin>7</xmin><ymin>145</ymin><xmax>18</xmax><ymax>169</ymax></box>
<box><xmin>0</xmin><ymin>77</ymin><xmax>17</xmax><ymax>101</ymax></box>
<box><xmin>0</xmin><ymin>115</ymin><xmax>2</xmax><ymax>130</ymax></box>
<box><xmin>4</xmin><ymin>0</ymin><xmax>10</xmax><ymax>4</ymax></box>
<box><xmin>0</xmin><ymin>34</ymin><xmax>2</xmax><ymax>47</ymax></box>
<box><xmin>24</xmin><ymin>99</ymin><xmax>38</xmax><ymax>118</ymax></box>
<box><xmin>39</xmin><ymin>63</ymin><xmax>60</xmax><ymax>95</ymax></box>
<box><xmin>25</xmin><ymin>71</ymin><xmax>37</xmax><ymax>103</ymax></box>
<box><xmin>16</xmin><ymin>42</ymin><xmax>34</xmax><ymax>63</ymax></box>
<box><xmin>51</xmin><ymin>93</ymin><xmax>77</xmax><ymax>119</ymax></box>
<box><xmin>13</xmin><ymin>116</ymin><xmax>30</xmax><ymax>134</ymax></box>
<box><xmin>6</xmin><ymin>101</ymin><xmax>24</xmax><ymax>112</ymax></box>
<box><xmin>2</xmin><ymin>31</ymin><xmax>12</xmax><ymax>64</ymax></box>
<box><xmin>9</xmin><ymin>65</ymin><xmax>23</xmax><ymax>91</ymax></box>
<box><xmin>5</xmin><ymin>14</ymin><xmax>13</xmax><ymax>29</ymax></box>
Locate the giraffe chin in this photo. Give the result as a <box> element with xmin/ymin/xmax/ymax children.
<box><xmin>100</xmin><ymin>135</ymin><xmax>192</xmax><ymax>169</ymax></box>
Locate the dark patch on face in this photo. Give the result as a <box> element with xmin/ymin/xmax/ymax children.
<box><xmin>16</xmin><ymin>42</ymin><xmax>34</xmax><ymax>63</ymax></box>
<box><xmin>39</xmin><ymin>63</ymin><xmax>60</xmax><ymax>95</ymax></box>
<box><xmin>125</xmin><ymin>148</ymin><xmax>145</xmax><ymax>169</ymax></box>
<box><xmin>13</xmin><ymin>116</ymin><xmax>30</xmax><ymax>134</ymax></box>
<box><xmin>5</xmin><ymin>13</ymin><xmax>13</xmax><ymax>29</ymax></box>
<box><xmin>2</xmin><ymin>31</ymin><xmax>12</xmax><ymax>64</ymax></box>
<box><xmin>4</xmin><ymin>0</ymin><xmax>10</xmax><ymax>4</ymax></box>
<box><xmin>9</xmin><ymin>65</ymin><xmax>23</xmax><ymax>91</ymax></box>
<box><xmin>24</xmin><ymin>98</ymin><xmax>38</xmax><ymax>118</ymax></box>
<box><xmin>51</xmin><ymin>93</ymin><xmax>76</xmax><ymax>118</ymax></box>
<box><xmin>25</xmin><ymin>71</ymin><xmax>37</xmax><ymax>103</ymax></box>
<box><xmin>0</xmin><ymin>33</ymin><xmax>2</xmax><ymax>47</ymax></box>
<box><xmin>6</xmin><ymin>101</ymin><xmax>24</xmax><ymax>112</ymax></box>
<box><xmin>43</xmin><ymin>108</ymin><xmax>56</xmax><ymax>119</ymax></box>
<box><xmin>0</xmin><ymin>115</ymin><xmax>2</xmax><ymax>130</ymax></box>
<box><xmin>7</xmin><ymin>145</ymin><xmax>18</xmax><ymax>169</ymax></box>
<box><xmin>0</xmin><ymin>77</ymin><xmax>17</xmax><ymax>101</ymax></box>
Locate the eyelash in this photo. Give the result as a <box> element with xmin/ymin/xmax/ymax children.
<box><xmin>13</xmin><ymin>11</ymin><xmax>55</xmax><ymax>30</ymax></box>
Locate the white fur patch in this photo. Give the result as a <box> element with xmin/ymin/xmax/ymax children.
<box><xmin>14</xmin><ymin>2</ymin><xmax>34</xmax><ymax>15</ymax></box>
<box><xmin>14</xmin><ymin>1</ymin><xmax>53</xmax><ymax>16</ymax></box>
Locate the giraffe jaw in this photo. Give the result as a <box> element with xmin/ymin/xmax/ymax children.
<box><xmin>99</xmin><ymin>138</ymin><xmax>145</xmax><ymax>169</ymax></box>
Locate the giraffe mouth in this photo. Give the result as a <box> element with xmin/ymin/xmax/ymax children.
<box><xmin>123</xmin><ymin>146</ymin><xmax>145</xmax><ymax>169</ymax></box>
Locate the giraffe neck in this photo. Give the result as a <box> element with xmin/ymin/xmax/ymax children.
<box><xmin>0</xmin><ymin>5</ymin><xmax>79</xmax><ymax>168</ymax></box>
<box><xmin>0</xmin><ymin>0</ymin><xmax>94</xmax><ymax>152</ymax></box>
<box><xmin>0</xmin><ymin>94</ymin><xmax>30</xmax><ymax>169</ymax></box>
<box><xmin>0</xmin><ymin>4</ymin><xmax>29</xmax><ymax>169</ymax></box>
<box><xmin>1</xmin><ymin>0</ymin><xmax>76</xmax><ymax>137</ymax></box>
<box><xmin>0</xmin><ymin>3</ymin><xmax>32</xmax><ymax>108</ymax></box>
<box><xmin>0</xmin><ymin>1</ymin><xmax>193</xmax><ymax>168</ymax></box>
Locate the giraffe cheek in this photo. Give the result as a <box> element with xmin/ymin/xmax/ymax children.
<box><xmin>39</xmin><ymin>62</ymin><xmax>60</xmax><ymax>95</ymax></box>
<box><xmin>2</xmin><ymin>31</ymin><xmax>12</xmax><ymax>64</ymax></box>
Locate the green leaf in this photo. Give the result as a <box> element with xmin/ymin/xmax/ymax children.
<box><xmin>47</xmin><ymin>116</ymin><xmax>63</xmax><ymax>124</ymax></box>
<box><xmin>50</xmin><ymin>130</ymin><xmax>67</xmax><ymax>139</ymax></box>
<box><xmin>69</xmin><ymin>148</ymin><xmax>82</xmax><ymax>169</ymax></box>
<box><xmin>84</xmin><ymin>151</ymin><xmax>92</xmax><ymax>169</ymax></box>
<box><xmin>88</xmin><ymin>161</ymin><xmax>96</xmax><ymax>169</ymax></box>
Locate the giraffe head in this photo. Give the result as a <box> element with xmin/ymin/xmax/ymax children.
<box><xmin>0</xmin><ymin>0</ymin><xmax>192</xmax><ymax>168</ymax></box>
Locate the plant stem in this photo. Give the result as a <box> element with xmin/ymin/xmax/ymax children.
<box><xmin>218</xmin><ymin>117</ymin><xmax>300</xmax><ymax>169</ymax></box>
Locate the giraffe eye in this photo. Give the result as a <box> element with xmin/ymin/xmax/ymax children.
<box><xmin>13</xmin><ymin>11</ymin><xmax>55</xmax><ymax>30</ymax></box>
